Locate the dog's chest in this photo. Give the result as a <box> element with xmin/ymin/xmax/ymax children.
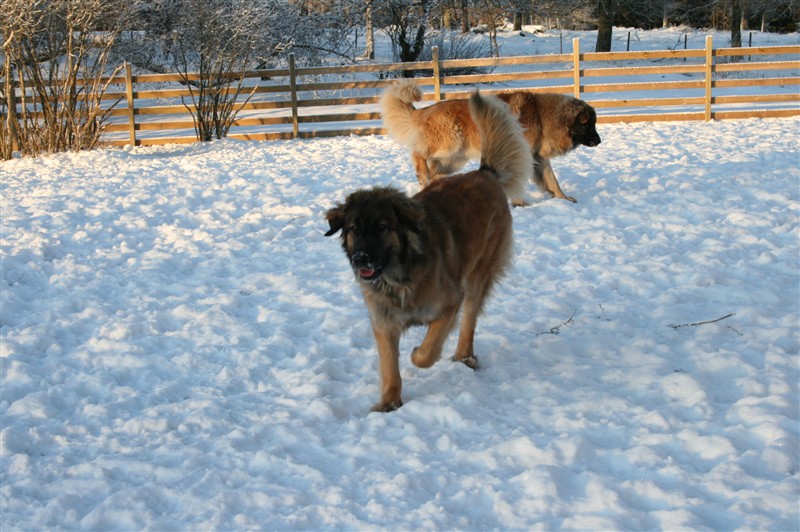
<box><xmin>363</xmin><ymin>285</ymin><xmax>444</xmax><ymax>328</ymax></box>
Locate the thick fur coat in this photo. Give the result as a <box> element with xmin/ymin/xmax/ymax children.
<box><xmin>380</xmin><ymin>80</ymin><xmax>601</xmax><ymax>203</ymax></box>
<box><xmin>326</xmin><ymin>92</ymin><xmax>532</xmax><ymax>412</ymax></box>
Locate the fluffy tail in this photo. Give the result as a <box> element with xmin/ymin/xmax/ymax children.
<box><xmin>469</xmin><ymin>91</ymin><xmax>533</xmax><ymax>201</ymax></box>
<box><xmin>380</xmin><ymin>79</ymin><xmax>423</xmax><ymax>149</ymax></box>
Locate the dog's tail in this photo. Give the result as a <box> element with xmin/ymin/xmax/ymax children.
<box><xmin>469</xmin><ymin>91</ymin><xmax>533</xmax><ymax>201</ymax></box>
<box><xmin>380</xmin><ymin>79</ymin><xmax>423</xmax><ymax>149</ymax></box>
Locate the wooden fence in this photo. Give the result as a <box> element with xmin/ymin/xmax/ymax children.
<box><xmin>62</xmin><ymin>36</ymin><xmax>800</xmax><ymax>146</ymax></box>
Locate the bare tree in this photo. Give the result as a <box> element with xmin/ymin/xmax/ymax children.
<box><xmin>461</xmin><ymin>0</ymin><xmax>471</xmax><ymax>32</ymax></box>
<box><xmin>512</xmin><ymin>0</ymin><xmax>533</xmax><ymax>29</ymax></box>
<box><xmin>122</xmin><ymin>0</ymin><xmax>358</xmax><ymax>141</ymax></box>
<box><xmin>594</xmin><ymin>0</ymin><xmax>666</xmax><ymax>51</ymax></box>
<box><xmin>378</xmin><ymin>0</ymin><xmax>440</xmax><ymax>69</ymax></box>
<box><xmin>1</xmin><ymin>0</ymin><xmax>137</xmax><ymax>159</ymax></box>
<box><xmin>364</xmin><ymin>0</ymin><xmax>376</xmax><ymax>59</ymax></box>
<box><xmin>166</xmin><ymin>0</ymin><xmax>270</xmax><ymax>141</ymax></box>
<box><xmin>596</xmin><ymin>0</ymin><xmax>617</xmax><ymax>51</ymax></box>
<box><xmin>473</xmin><ymin>0</ymin><xmax>512</xmax><ymax>56</ymax></box>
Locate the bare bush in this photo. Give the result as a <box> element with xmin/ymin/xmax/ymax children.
<box><xmin>1</xmin><ymin>0</ymin><xmax>136</xmax><ymax>159</ymax></box>
<box><xmin>120</xmin><ymin>0</ymin><xmax>358</xmax><ymax>142</ymax></box>
<box><xmin>418</xmin><ymin>31</ymin><xmax>495</xmax><ymax>76</ymax></box>
<box><xmin>167</xmin><ymin>0</ymin><xmax>268</xmax><ymax>141</ymax></box>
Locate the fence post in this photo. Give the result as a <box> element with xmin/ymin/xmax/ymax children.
<box><xmin>704</xmin><ymin>35</ymin><xmax>713</xmax><ymax>121</ymax></box>
<box><xmin>124</xmin><ymin>63</ymin><xmax>137</xmax><ymax>146</ymax></box>
<box><xmin>4</xmin><ymin>60</ymin><xmax>20</xmax><ymax>154</ymax></box>
<box><xmin>432</xmin><ymin>46</ymin><xmax>441</xmax><ymax>101</ymax></box>
<box><xmin>289</xmin><ymin>53</ymin><xmax>299</xmax><ymax>138</ymax></box>
<box><xmin>572</xmin><ymin>38</ymin><xmax>581</xmax><ymax>99</ymax></box>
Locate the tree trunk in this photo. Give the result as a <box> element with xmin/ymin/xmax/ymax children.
<box><xmin>595</xmin><ymin>0</ymin><xmax>614</xmax><ymax>52</ymax></box>
<box><xmin>731</xmin><ymin>0</ymin><xmax>742</xmax><ymax>47</ymax></box>
<box><xmin>398</xmin><ymin>24</ymin><xmax>426</xmax><ymax>77</ymax></box>
<box><xmin>741</xmin><ymin>0</ymin><xmax>749</xmax><ymax>30</ymax></box>
<box><xmin>461</xmin><ymin>0</ymin><xmax>469</xmax><ymax>33</ymax></box>
<box><xmin>364</xmin><ymin>2</ymin><xmax>374</xmax><ymax>60</ymax></box>
<box><xmin>3</xmin><ymin>61</ymin><xmax>21</xmax><ymax>157</ymax></box>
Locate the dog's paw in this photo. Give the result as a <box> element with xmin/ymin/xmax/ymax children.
<box><xmin>553</xmin><ymin>193</ymin><xmax>577</xmax><ymax>203</ymax></box>
<box><xmin>411</xmin><ymin>346</ymin><xmax>439</xmax><ymax>368</ymax></box>
<box><xmin>370</xmin><ymin>399</ymin><xmax>403</xmax><ymax>413</ymax></box>
<box><xmin>454</xmin><ymin>355</ymin><xmax>479</xmax><ymax>370</ymax></box>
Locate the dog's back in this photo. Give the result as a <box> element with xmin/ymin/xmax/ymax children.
<box><xmin>381</xmin><ymin>81</ymin><xmax>482</xmax><ymax>184</ymax></box>
<box><xmin>499</xmin><ymin>91</ymin><xmax>600</xmax><ymax>159</ymax></box>
<box><xmin>407</xmin><ymin>92</ymin><xmax>531</xmax><ymax>371</ymax></box>
<box><xmin>414</xmin><ymin>92</ymin><xmax>532</xmax><ymax>274</ymax></box>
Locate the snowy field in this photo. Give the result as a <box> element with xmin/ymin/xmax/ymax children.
<box><xmin>2</xmin><ymin>110</ymin><xmax>799</xmax><ymax>529</ymax></box>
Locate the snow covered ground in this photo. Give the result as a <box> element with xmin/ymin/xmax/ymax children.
<box><xmin>2</xmin><ymin>111</ymin><xmax>799</xmax><ymax>529</ymax></box>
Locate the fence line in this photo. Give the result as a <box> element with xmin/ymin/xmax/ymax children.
<box><xmin>13</xmin><ymin>36</ymin><xmax>800</xmax><ymax>147</ymax></box>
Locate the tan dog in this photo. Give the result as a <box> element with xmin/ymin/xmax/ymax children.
<box><xmin>325</xmin><ymin>92</ymin><xmax>532</xmax><ymax>412</ymax></box>
<box><xmin>380</xmin><ymin>80</ymin><xmax>601</xmax><ymax>203</ymax></box>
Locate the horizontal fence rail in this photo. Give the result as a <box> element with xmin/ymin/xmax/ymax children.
<box><xmin>9</xmin><ymin>36</ymin><xmax>800</xmax><ymax>147</ymax></box>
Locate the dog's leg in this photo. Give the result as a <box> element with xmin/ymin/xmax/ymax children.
<box><xmin>535</xmin><ymin>155</ymin><xmax>577</xmax><ymax>203</ymax></box>
<box><xmin>428</xmin><ymin>157</ymin><xmax>467</xmax><ymax>182</ymax></box>
<box><xmin>411</xmin><ymin>305</ymin><xmax>459</xmax><ymax>369</ymax></box>
<box><xmin>413</xmin><ymin>153</ymin><xmax>430</xmax><ymax>187</ymax></box>
<box><xmin>453</xmin><ymin>270</ymin><xmax>500</xmax><ymax>369</ymax></box>
<box><xmin>371</xmin><ymin>325</ymin><xmax>403</xmax><ymax>412</ymax></box>
<box><xmin>453</xmin><ymin>299</ymin><xmax>480</xmax><ymax>369</ymax></box>
<box><xmin>453</xmin><ymin>225</ymin><xmax>512</xmax><ymax>368</ymax></box>
<box><xmin>452</xmin><ymin>297</ymin><xmax>480</xmax><ymax>369</ymax></box>
<box><xmin>426</xmin><ymin>159</ymin><xmax>447</xmax><ymax>181</ymax></box>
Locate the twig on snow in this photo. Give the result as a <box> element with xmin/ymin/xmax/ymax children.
<box><xmin>536</xmin><ymin>309</ymin><xmax>577</xmax><ymax>337</ymax></box>
<box><xmin>726</xmin><ymin>324</ymin><xmax>744</xmax><ymax>337</ymax></box>
<box><xmin>668</xmin><ymin>313</ymin><xmax>736</xmax><ymax>330</ymax></box>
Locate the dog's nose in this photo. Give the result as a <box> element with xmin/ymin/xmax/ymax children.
<box><xmin>352</xmin><ymin>251</ymin><xmax>370</xmax><ymax>267</ymax></box>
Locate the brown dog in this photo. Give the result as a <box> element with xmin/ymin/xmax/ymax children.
<box><xmin>325</xmin><ymin>92</ymin><xmax>532</xmax><ymax>412</ymax></box>
<box><xmin>380</xmin><ymin>80</ymin><xmax>601</xmax><ymax>203</ymax></box>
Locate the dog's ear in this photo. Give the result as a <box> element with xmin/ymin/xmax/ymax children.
<box><xmin>393</xmin><ymin>198</ymin><xmax>425</xmax><ymax>254</ymax></box>
<box><xmin>574</xmin><ymin>100</ymin><xmax>596</xmax><ymax>125</ymax></box>
<box><xmin>392</xmin><ymin>197</ymin><xmax>423</xmax><ymax>233</ymax></box>
<box><xmin>325</xmin><ymin>205</ymin><xmax>345</xmax><ymax>237</ymax></box>
<box><xmin>566</xmin><ymin>99</ymin><xmax>585</xmax><ymax>123</ymax></box>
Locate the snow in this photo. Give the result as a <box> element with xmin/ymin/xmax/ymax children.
<box><xmin>2</xmin><ymin>26</ymin><xmax>800</xmax><ymax>531</ymax></box>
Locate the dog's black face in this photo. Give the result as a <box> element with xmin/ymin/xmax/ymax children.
<box><xmin>570</xmin><ymin>103</ymin><xmax>602</xmax><ymax>148</ymax></box>
<box><xmin>325</xmin><ymin>187</ymin><xmax>424</xmax><ymax>286</ymax></box>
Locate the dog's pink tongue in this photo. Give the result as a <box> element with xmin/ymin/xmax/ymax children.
<box><xmin>359</xmin><ymin>268</ymin><xmax>374</xmax><ymax>279</ymax></box>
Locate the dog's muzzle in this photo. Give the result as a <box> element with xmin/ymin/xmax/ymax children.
<box><xmin>351</xmin><ymin>251</ymin><xmax>381</xmax><ymax>281</ymax></box>
<box><xmin>585</xmin><ymin>134</ymin><xmax>601</xmax><ymax>147</ymax></box>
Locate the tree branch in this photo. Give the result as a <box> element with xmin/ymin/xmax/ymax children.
<box><xmin>669</xmin><ymin>313</ymin><xmax>736</xmax><ymax>330</ymax></box>
<box><xmin>536</xmin><ymin>309</ymin><xmax>577</xmax><ymax>337</ymax></box>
